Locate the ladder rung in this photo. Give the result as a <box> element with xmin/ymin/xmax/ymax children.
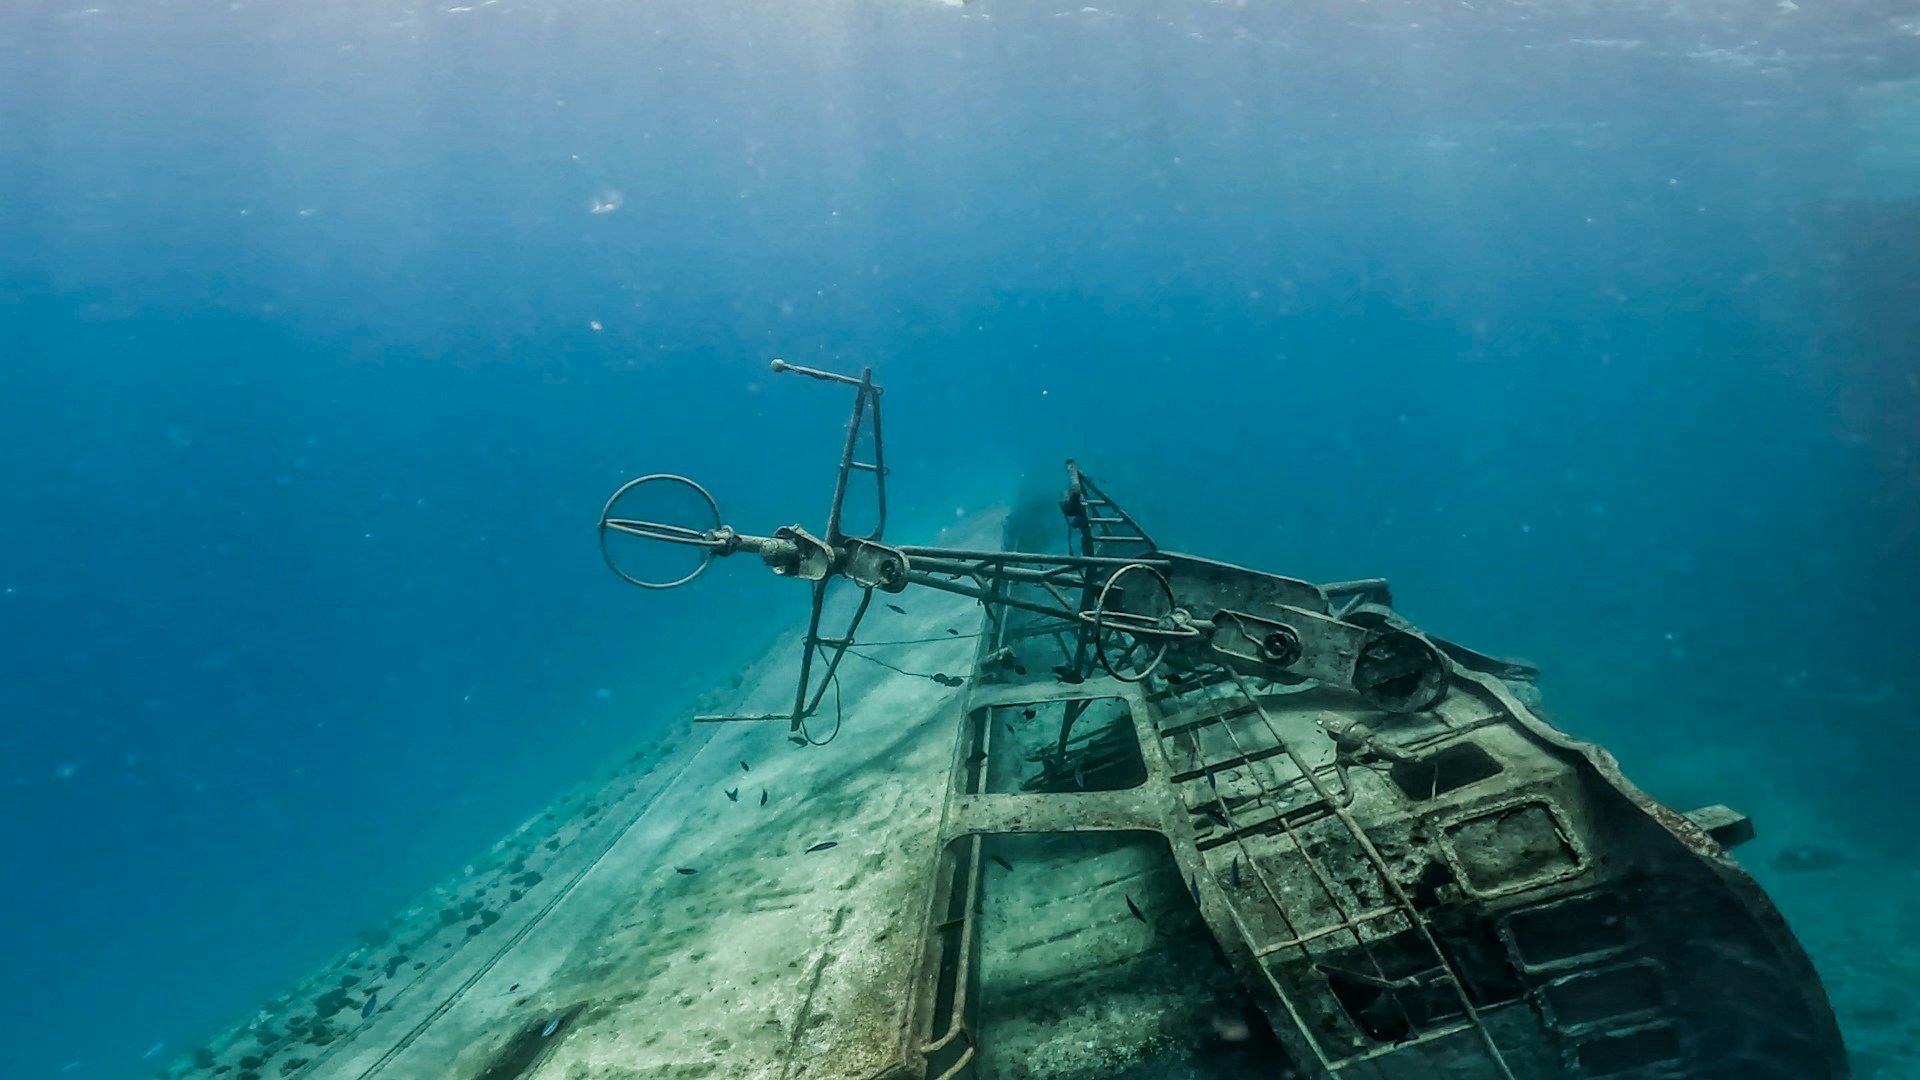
<box><xmin>1329</xmin><ymin>1020</ymin><xmax>1482</xmax><ymax>1067</ymax></box>
<box><xmin>1159</xmin><ymin>700</ymin><xmax>1259</xmax><ymax>737</ymax></box>
<box><xmin>1171</xmin><ymin>744</ymin><xmax>1289</xmax><ymax>783</ymax></box>
<box><xmin>1187</xmin><ymin>789</ymin><xmax>1347</xmax><ymax>850</ymax></box>
<box><xmin>1253</xmin><ymin>907</ymin><xmax>1406</xmax><ymax>956</ymax></box>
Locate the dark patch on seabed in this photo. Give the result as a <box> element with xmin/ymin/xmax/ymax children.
<box><xmin>1035</xmin><ymin>1003</ymin><xmax>1299</xmax><ymax>1080</ymax></box>
<box><xmin>470</xmin><ymin>1004</ymin><xmax>584</xmax><ymax>1080</ymax></box>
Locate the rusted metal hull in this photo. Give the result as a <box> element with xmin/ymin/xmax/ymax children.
<box><xmin>899</xmin><ymin>504</ymin><xmax>1849</xmax><ymax>1080</ymax></box>
<box><xmin>160</xmin><ymin>505</ymin><xmax>1846</xmax><ymax>1080</ymax></box>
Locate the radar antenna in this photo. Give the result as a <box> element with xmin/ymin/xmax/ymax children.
<box><xmin>598</xmin><ymin>362</ymin><xmax>1463</xmax><ymax>744</ymax></box>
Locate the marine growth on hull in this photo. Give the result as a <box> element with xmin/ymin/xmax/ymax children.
<box><xmin>160</xmin><ymin>363</ymin><xmax>1848</xmax><ymax>1080</ymax></box>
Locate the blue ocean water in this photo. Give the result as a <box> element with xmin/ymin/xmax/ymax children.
<box><xmin>2</xmin><ymin>0</ymin><xmax>1915</xmax><ymax>1076</ymax></box>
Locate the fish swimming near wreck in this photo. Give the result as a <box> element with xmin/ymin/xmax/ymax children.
<box><xmin>759</xmin><ymin>789</ymin><xmax>768</xmax><ymax>806</ymax></box>
<box><xmin>725</xmin><ymin>788</ymin><xmax>739</xmax><ymax>802</ymax></box>
<box><xmin>806</xmin><ymin>841</ymin><xmax>838</xmax><ymax>853</ymax></box>
<box><xmin>362</xmin><ymin>992</ymin><xmax>378</xmax><ymax>1019</ymax></box>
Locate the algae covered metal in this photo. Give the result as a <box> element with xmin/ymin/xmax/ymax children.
<box><xmin>159</xmin><ymin>361</ymin><xmax>1846</xmax><ymax>1080</ymax></box>
<box><xmin>597</xmin><ymin>361</ymin><xmax>1847</xmax><ymax>1080</ymax></box>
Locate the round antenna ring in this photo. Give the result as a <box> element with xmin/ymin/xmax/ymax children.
<box><xmin>597</xmin><ymin>473</ymin><xmax>724</xmax><ymax>590</ymax></box>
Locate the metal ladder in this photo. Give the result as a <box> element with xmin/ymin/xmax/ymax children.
<box><xmin>1148</xmin><ymin>668</ymin><xmax>1525</xmax><ymax>1080</ymax></box>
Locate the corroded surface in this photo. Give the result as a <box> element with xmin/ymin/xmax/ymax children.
<box><xmin>163</xmin><ymin>458</ymin><xmax>1853</xmax><ymax>1080</ymax></box>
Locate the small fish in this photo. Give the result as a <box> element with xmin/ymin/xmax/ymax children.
<box><xmin>1013</xmin><ymin>665</ymin><xmax>1028</xmax><ymax>675</ymax></box>
<box><xmin>1203</xmin><ymin>805</ymin><xmax>1230</xmax><ymax>828</ymax></box>
<box><xmin>725</xmin><ymin>787</ymin><xmax>739</xmax><ymax>802</ymax></box>
<box><xmin>1204</xmin><ymin>766</ymin><xmax>1217</xmax><ymax>791</ymax></box>
<box><xmin>1052</xmin><ymin>665</ymin><xmax>1085</xmax><ymax>685</ymax></box>
<box><xmin>1230</xmin><ymin>856</ymin><xmax>1240</xmax><ymax>888</ymax></box>
<box><xmin>788</xmin><ymin>735</ymin><xmax>807</xmax><ymax>746</ymax></box>
<box><xmin>144</xmin><ymin>1041</ymin><xmax>166</xmax><ymax>1060</ymax></box>
<box><xmin>1125</xmin><ymin>894</ymin><xmax>1146</xmax><ymax>922</ymax></box>
<box><xmin>806</xmin><ymin>841</ymin><xmax>839</xmax><ymax>853</ymax></box>
<box><xmin>965</xmin><ymin>750</ymin><xmax>988</xmax><ymax>766</ymax></box>
<box><xmin>541</xmin><ymin>1015</ymin><xmax>560</xmax><ymax>1038</ymax></box>
<box><xmin>759</xmin><ymin>790</ymin><xmax>768</xmax><ymax>806</ymax></box>
<box><xmin>1190</xmin><ymin>873</ymin><xmax>1201</xmax><ymax>905</ymax></box>
<box><xmin>362</xmin><ymin>991</ymin><xmax>378</xmax><ymax>1019</ymax></box>
<box><xmin>989</xmin><ymin>854</ymin><xmax>1013</xmax><ymax>871</ymax></box>
<box><xmin>1073</xmin><ymin>762</ymin><xmax>1085</xmax><ymax>789</ymax></box>
<box><xmin>1021</xmin><ymin>707</ymin><xmax>1037</xmax><ymax>720</ymax></box>
<box><xmin>740</xmin><ymin>760</ymin><xmax>750</xmax><ymax>772</ymax></box>
<box><xmin>887</xmin><ymin>603</ymin><xmax>907</xmax><ymax>615</ymax></box>
<box><xmin>1167</xmin><ymin>672</ymin><xmax>1187</xmax><ymax>685</ymax></box>
<box><xmin>945</xmin><ymin>627</ymin><xmax>959</xmax><ymax>636</ymax></box>
<box><xmin>675</xmin><ymin>866</ymin><xmax>698</xmax><ymax>875</ymax></box>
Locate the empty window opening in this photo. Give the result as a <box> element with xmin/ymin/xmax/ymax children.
<box><xmin>969</xmin><ymin>697</ymin><xmax>1146</xmax><ymax>795</ymax></box>
<box><xmin>1500</xmin><ymin>892</ymin><xmax>1635</xmax><ymax>973</ymax></box>
<box><xmin>1389</xmin><ymin>742</ymin><xmax>1503</xmax><ymax>801</ymax></box>
<box><xmin>936</xmin><ymin>831</ymin><xmax>1297</xmax><ymax>1079</ymax></box>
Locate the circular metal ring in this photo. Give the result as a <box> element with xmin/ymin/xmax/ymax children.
<box><xmin>1259</xmin><ymin>626</ymin><xmax>1304</xmax><ymax>667</ymax></box>
<box><xmin>1351</xmin><ymin>628</ymin><xmax>1450</xmax><ymax>713</ymax></box>
<box><xmin>1076</xmin><ymin>566</ymin><xmax>1202</xmax><ymax>640</ymax></box>
<box><xmin>598</xmin><ymin>474</ymin><xmax>723</xmax><ymax>590</ymax></box>
<box><xmin>1079</xmin><ymin>562</ymin><xmax>1195</xmax><ymax>682</ymax></box>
